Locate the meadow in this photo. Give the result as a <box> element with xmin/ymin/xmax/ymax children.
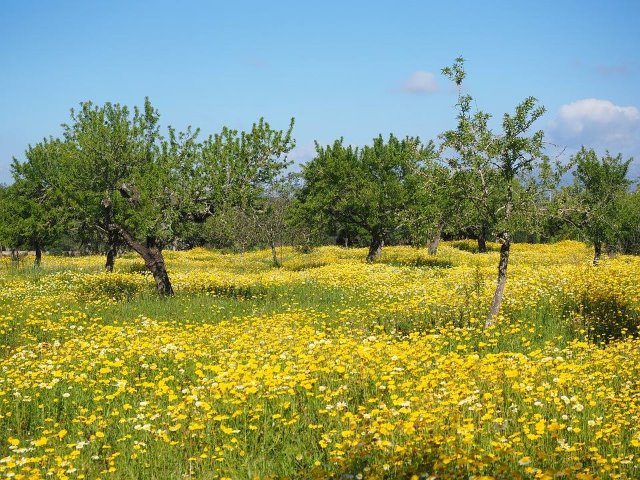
<box><xmin>1</xmin><ymin>241</ymin><xmax>640</xmax><ymax>479</ymax></box>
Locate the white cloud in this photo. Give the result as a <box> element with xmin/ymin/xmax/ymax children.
<box><xmin>548</xmin><ymin>99</ymin><xmax>640</xmax><ymax>180</ymax></box>
<box><xmin>549</xmin><ymin>98</ymin><xmax>640</xmax><ymax>148</ymax></box>
<box><xmin>401</xmin><ymin>71</ymin><xmax>439</xmax><ymax>93</ymax></box>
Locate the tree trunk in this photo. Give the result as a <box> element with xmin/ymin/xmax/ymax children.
<box><xmin>148</xmin><ymin>246</ymin><xmax>173</xmax><ymax>295</ymax></box>
<box><xmin>143</xmin><ymin>237</ymin><xmax>173</xmax><ymax>296</ymax></box>
<box><xmin>487</xmin><ymin>183</ymin><xmax>512</xmax><ymax>327</ymax></box>
<box><xmin>105</xmin><ymin>231</ymin><xmax>117</xmax><ymax>272</ymax></box>
<box><xmin>111</xmin><ymin>225</ymin><xmax>173</xmax><ymax>295</ymax></box>
<box><xmin>34</xmin><ymin>242</ymin><xmax>42</xmax><ymax>267</ymax></box>
<box><xmin>593</xmin><ymin>240</ymin><xmax>602</xmax><ymax>265</ymax></box>
<box><xmin>428</xmin><ymin>223</ymin><xmax>443</xmax><ymax>256</ymax></box>
<box><xmin>477</xmin><ymin>226</ymin><xmax>488</xmax><ymax>253</ymax></box>
<box><xmin>366</xmin><ymin>233</ymin><xmax>384</xmax><ymax>263</ymax></box>
<box><xmin>270</xmin><ymin>239</ymin><xmax>280</xmax><ymax>267</ymax></box>
<box><xmin>486</xmin><ymin>235</ymin><xmax>510</xmax><ymax>326</ymax></box>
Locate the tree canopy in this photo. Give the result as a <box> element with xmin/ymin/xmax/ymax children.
<box><xmin>6</xmin><ymin>98</ymin><xmax>295</xmax><ymax>294</ymax></box>
<box><xmin>297</xmin><ymin>134</ymin><xmax>436</xmax><ymax>261</ymax></box>
<box><xmin>2</xmin><ymin>59</ymin><xmax>638</xmax><ymax>307</ymax></box>
<box><xmin>560</xmin><ymin>147</ymin><xmax>633</xmax><ymax>263</ymax></box>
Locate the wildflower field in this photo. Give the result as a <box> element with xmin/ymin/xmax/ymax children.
<box><xmin>1</xmin><ymin>241</ymin><xmax>640</xmax><ymax>480</ymax></box>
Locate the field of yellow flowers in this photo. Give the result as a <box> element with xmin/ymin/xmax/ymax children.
<box><xmin>1</xmin><ymin>241</ymin><xmax>640</xmax><ymax>479</ymax></box>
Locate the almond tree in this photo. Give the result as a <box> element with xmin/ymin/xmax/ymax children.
<box><xmin>401</xmin><ymin>160</ymin><xmax>454</xmax><ymax>255</ymax></box>
<box><xmin>441</xmin><ymin>58</ymin><xmax>550</xmax><ymax>325</ymax></box>
<box><xmin>617</xmin><ymin>187</ymin><xmax>640</xmax><ymax>255</ymax></box>
<box><xmin>53</xmin><ymin>99</ymin><xmax>179</xmax><ymax>293</ymax></box>
<box><xmin>567</xmin><ymin>147</ymin><xmax>632</xmax><ymax>265</ymax></box>
<box><xmin>440</xmin><ymin>59</ymin><xmax>499</xmax><ymax>253</ymax></box>
<box><xmin>297</xmin><ymin>134</ymin><xmax>435</xmax><ymax>262</ymax></box>
<box><xmin>1</xmin><ymin>140</ymin><xmax>66</xmax><ymax>266</ymax></box>
<box><xmin>18</xmin><ymin>98</ymin><xmax>294</xmax><ymax>295</ymax></box>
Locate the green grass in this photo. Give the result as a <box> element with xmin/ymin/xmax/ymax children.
<box><xmin>2</xmin><ymin>247</ymin><xmax>640</xmax><ymax>479</ymax></box>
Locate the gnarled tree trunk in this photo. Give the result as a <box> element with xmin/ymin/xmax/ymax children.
<box><xmin>105</xmin><ymin>230</ymin><xmax>118</xmax><ymax>272</ymax></box>
<box><xmin>145</xmin><ymin>237</ymin><xmax>173</xmax><ymax>296</ymax></box>
<box><xmin>111</xmin><ymin>224</ymin><xmax>173</xmax><ymax>295</ymax></box>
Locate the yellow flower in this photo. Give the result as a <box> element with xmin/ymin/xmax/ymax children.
<box><xmin>32</xmin><ymin>436</ymin><xmax>48</xmax><ymax>447</ymax></box>
<box><xmin>220</xmin><ymin>425</ymin><xmax>234</xmax><ymax>435</ymax></box>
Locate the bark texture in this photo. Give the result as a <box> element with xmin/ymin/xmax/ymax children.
<box><xmin>477</xmin><ymin>227</ymin><xmax>488</xmax><ymax>253</ymax></box>
<box><xmin>111</xmin><ymin>225</ymin><xmax>173</xmax><ymax>295</ymax></box>
<box><xmin>105</xmin><ymin>231</ymin><xmax>117</xmax><ymax>272</ymax></box>
<box><xmin>34</xmin><ymin>243</ymin><xmax>42</xmax><ymax>267</ymax></box>
<box><xmin>366</xmin><ymin>234</ymin><xmax>384</xmax><ymax>263</ymax></box>
<box><xmin>427</xmin><ymin>222</ymin><xmax>443</xmax><ymax>256</ymax></box>
<box><xmin>487</xmin><ymin>236</ymin><xmax>510</xmax><ymax>326</ymax></box>
<box><xmin>427</xmin><ymin>236</ymin><xmax>440</xmax><ymax>256</ymax></box>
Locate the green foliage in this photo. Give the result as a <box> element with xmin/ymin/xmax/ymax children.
<box><xmin>440</xmin><ymin>58</ymin><xmax>554</xmax><ymax>246</ymax></box>
<box><xmin>400</xmin><ymin>161</ymin><xmax>454</xmax><ymax>247</ymax></box>
<box><xmin>201</xmin><ymin>173</ymin><xmax>303</xmax><ymax>260</ymax></box>
<box><xmin>617</xmin><ymin>187</ymin><xmax>640</xmax><ymax>254</ymax></box>
<box><xmin>3</xmin><ymin>59</ymin><xmax>639</xmax><ymax>268</ymax></box>
<box><xmin>56</xmin><ymin>98</ymin><xmax>174</xmax><ymax>242</ymax></box>
<box><xmin>7</xmin><ymin>98</ymin><xmax>296</xmax><ymax>293</ymax></box>
<box><xmin>0</xmin><ymin>141</ymin><xmax>66</xmax><ymax>259</ymax></box>
<box><xmin>441</xmin><ymin>57</ymin><xmax>553</xmax><ymax>323</ymax></box>
<box><xmin>563</xmin><ymin>147</ymin><xmax>633</xmax><ymax>258</ymax></box>
<box><xmin>296</xmin><ymin>134</ymin><xmax>436</xmax><ymax>257</ymax></box>
<box><xmin>8</xmin><ymin>98</ymin><xmax>296</xmax><ymax>256</ymax></box>
<box><xmin>180</xmin><ymin>117</ymin><xmax>295</xmax><ymax>226</ymax></box>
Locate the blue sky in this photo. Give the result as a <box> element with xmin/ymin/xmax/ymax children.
<box><xmin>1</xmin><ymin>0</ymin><xmax>639</xmax><ymax>183</ymax></box>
